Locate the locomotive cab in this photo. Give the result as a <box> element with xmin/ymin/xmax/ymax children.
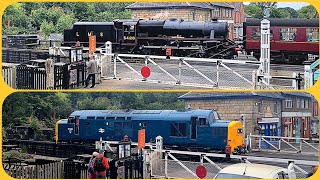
<box><xmin>113</xmin><ymin>19</ymin><xmax>138</xmax><ymax>46</ymax></box>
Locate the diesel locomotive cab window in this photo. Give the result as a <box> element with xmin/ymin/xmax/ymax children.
<box><xmin>199</xmin><ymin>118</ymin><xmax>208</xmax><ymax>126</ymax></box>
<box><xmin>170</xmin><ymin>123</ymin><xmax>187</xmax><ymax>137</ymax></box>
<box><xmin>280</xmin><ymin>28</ymin><xmax>297</xmax><ymax>41</ymax></box>
<box><xmin>68</xmin><ymin>117</ymin><xmax>75</xmax><ymax>123</ymax></box>
<box><xmin>306</xmin><ymin>28</ymin><xmax>319</xmax><ymax>42</ymax></box>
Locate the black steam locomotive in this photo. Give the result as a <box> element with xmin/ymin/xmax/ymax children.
<box><xmin>63</xmin><ymin>19</ymin><xmax>236</xmax><ymax>58</ymax></box>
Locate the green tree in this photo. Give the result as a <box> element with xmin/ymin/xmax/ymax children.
<box><xmin>40</xmin><ymin>20</ymin><xmax>55</xmax><ymax>37</ymax></box>
<box><xmin>2</xmin><ymin>3</ymin><xmax>34</xmax><ymax>34</ymax></box>
<box><xmin>245</xmin><ymin>4</ymin><xmax>263</xmax><ymax>18</ymax></box>
<box><xmin>251</xmin><ymin>2</ymin><xmax>278</xmax><ymax>9</ymax></box>
<box><xmin>271</xmin><ymin>8</ymin><xmax>291</xmax><ymax>18</ymax></box>
<box><xmin>298</xmin><ymin>5</ymin><xmax>318</xmax><ymax>18</ymax></box>
<box><xmin>56</xmin><ymin>14</ymin><xmax>76</xmax><ymax>33</ymax></box>
<box><xmin>283</xmin><ymin>7</ymin><xmax>298</xmax><ymax>18</ymax></box>
<box><xmin>77</xmin><ymin>97</ymin><xmax>113</xmax><ymax>110</ymax></box>
<box><xmin>46</xmin><ymin>7</ymin><xmax>65</xmax><ymax>23</ymax></box>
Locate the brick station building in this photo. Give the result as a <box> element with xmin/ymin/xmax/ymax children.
<box><xmin>179</xmin><ymin>92</ymin><xmax>314</xmax><ymax>139</ymax></box>
<box><xmin>281</xmin><ymin>92</ymin><xmax>313</xmax><ymax>139</ymax></box>
<box><xmin>126</xmin><ymin>2</ymin><xmax>245</xmax><ymax>40</ymax></box>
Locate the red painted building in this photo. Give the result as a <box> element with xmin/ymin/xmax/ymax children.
<box><xmin>281</xmin><ymin>93</ymin><xmax>312</xmax><ymax>139</ymax></box>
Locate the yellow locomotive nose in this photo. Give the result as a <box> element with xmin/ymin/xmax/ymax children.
<box><xmin>227</xmin><ymin>121</ymin><xmax>244</xmax><ymax>153</ymax></box>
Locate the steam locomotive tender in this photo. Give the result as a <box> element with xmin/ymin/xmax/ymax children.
<box><xmin>63</xmin><ymin>19</ymin><xmax>236</xmax><ymax>58</ymax></box>
<box><xmin>55</xmin><ymin>109</ymin><xmax>244</xmax><ymax>154</ymax></box>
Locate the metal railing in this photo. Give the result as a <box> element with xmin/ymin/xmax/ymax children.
<box><xmin>247</xmin><ymin>134</ymin><xmax>319</xmax><ymax>154</ymax></box>
<box><xmin>99</xmin><ymin>47</ymin><xmax>260</xmax><ymax>90</ymax></box>
<box><xmin>149</xmin><ymin>149</ymin><xmax>316</xmax><ymax>179</ymax></box>
<box><xmin>98</xmin><ymin>42</ymin><xmax>304</xmax><ymax>90</ymax></box>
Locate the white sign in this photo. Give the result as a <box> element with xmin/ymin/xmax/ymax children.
<box><xmin>282</xmin><ymin>112</ymin><xmax>311</xmax><ymax>117</ymax></box>
<box><xmin>258</xmin><ymin>117</ymin><xmax>279</xmax><ymax>123</ymax></box>
<box><xmin>68</xmin><ymin>128</ymin><xmax>73</xmax><ymax>133</ymax></box>
<box><xmin>99</xmin><ymin>128</ymin><xmax>105</xmax><ymax>133</ymax></box>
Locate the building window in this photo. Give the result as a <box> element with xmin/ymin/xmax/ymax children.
<box><xmin>297</xmin><ymin>98</ymin><xmax>301</xmax><ymax>109</ymax></box>
<box><xmin>170</xmin><ymin>123</ymin><xmax>187</xmax><ymax>137</ymax></box>
<box><xmin>285</xmin><ymin>98</ymin><xmax>293</xmax><ymax>108</ymax></box>
<box><xmin>306</xmin><ymin>28</ymin><xmax>319</xmax><ymax>42</ymax></box>
<box><xmin>280</xmin><ymin>28</ymin><xmax>297</xmax><ymax>41</ymax></box>
<box><xmin>306</xmin><ymin>99</ymin><xmax>310</xmax><ymax>109</ymax></box>
<box><xmin>301</xmin><ymin>99</ymin><xmax>309</xmax><ymax>109</ymax></box>
<box><xmin>205</xmin><ymin>13</ymin><xmax>209</xmax><ymax>21</ymax></box>
<box><xmin>216</xmin><ymin>8</ymin><xmax>220</xmax><ymax>17</ymax></box>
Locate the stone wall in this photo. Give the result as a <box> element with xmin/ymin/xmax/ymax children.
<box><xmin>131</xmin><ymin>8</ymin><xmax>211</xmax><ymax>22</ymax></box>
<box><xmin>185</xmin><ymin>98</ymin><xmax>282</xmax><ymax>135</ymax></box>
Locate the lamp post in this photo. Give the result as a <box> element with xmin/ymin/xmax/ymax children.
<box><xmin>241</xmin><ymin>114</ymin><xmax>246</xmax><ymax>145</ymax></box>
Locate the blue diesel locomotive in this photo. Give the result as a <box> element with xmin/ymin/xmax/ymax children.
<box><xmin>55</xmin><ymin>109</ymin><xmax>244</xmax><ymax>154</ymax></box>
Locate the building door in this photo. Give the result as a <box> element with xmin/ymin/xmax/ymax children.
<box><xmin>190</xmin><ymin>117</ymin><xmax>197</xmax><ymax>140</ymax></box>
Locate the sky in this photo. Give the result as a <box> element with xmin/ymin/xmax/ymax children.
<box><xmin>243</xmin><ymin>2</ymin><xmax>310</xmax><ymax>10</ymax></box>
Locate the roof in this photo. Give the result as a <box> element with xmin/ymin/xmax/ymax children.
<box><xmin>179</xmin><ymin>92</ymin><xmax>284</xmax><ymax>101</ymax></box>
<box><xmin>69</xmin><ymin>109</ymin><xmax>216</xmax><ymax>121</ymax></box>
<box><xmin>127</xmin><ymin>2</ymin><xmax>234</xmax><ymax>10</ymax></box>
<box><xmin>229</xmin><ymin>2</ymin><xmax>242</xmax><ymax>11</ymax></box>
<box><xmin>281</xmin><ymin>92</ymin><xmax>312</xmax><ymax>99</ymax></box>
<box><xmin>217</xmin><ymin>163</ymin><xmax>286</xmax><ymax>178</ymax></box>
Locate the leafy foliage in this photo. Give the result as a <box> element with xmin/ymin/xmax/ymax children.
<box><xmin>297</xmin><ymin>5</ymin><xmax>318</xmax><ymax>18</ymax></box>
<box><xmin>245</xmin><ymin>3</ymin><xmax>317</xmax><ymax>19</ymax></box>
<box><xmin>2</xmin><ymin>93</ymin><xmax>185</xmax><ymax>128</ymax></box>
<box><xmin>2</xmin><ymin>2</ymin><xmax>132</xmax><ymax>37</ymax></box>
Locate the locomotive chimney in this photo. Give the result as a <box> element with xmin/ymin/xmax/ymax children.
<box><xmin>211</xmin><ymin>18</ymin><xmax>218</xmax><ymax>22</ymax></box>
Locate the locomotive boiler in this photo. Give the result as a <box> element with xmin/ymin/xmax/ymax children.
<box><xmin>55</xmin><ymin>109</ymin><xmax>244</xmax><ymax>154</ymax></box>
